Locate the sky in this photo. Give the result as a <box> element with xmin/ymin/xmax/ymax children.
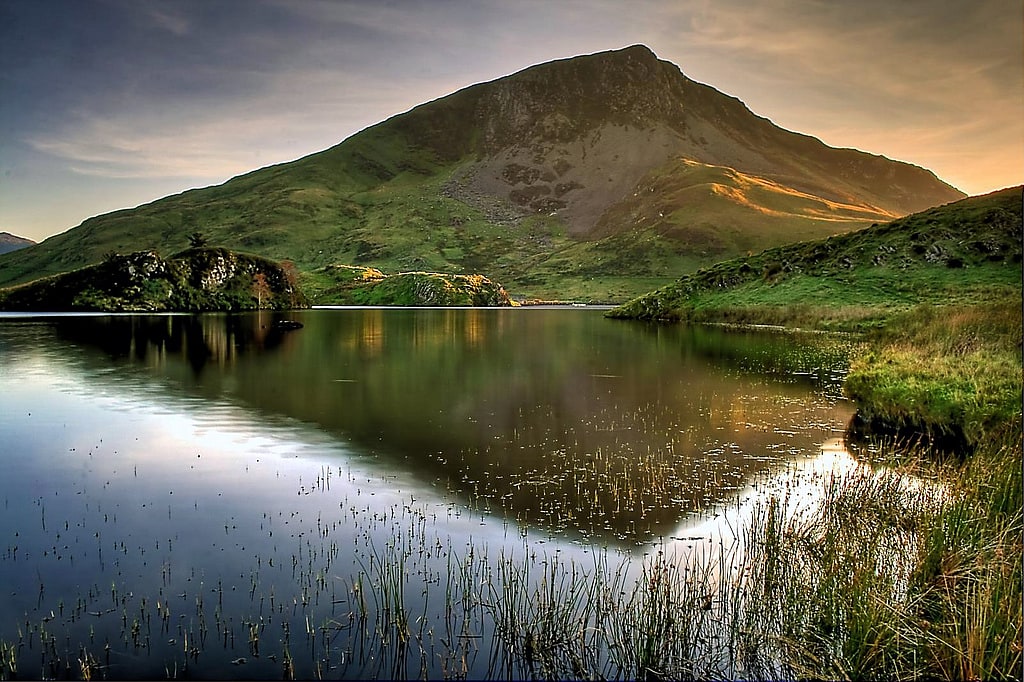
<box><xmin>1</xmin><ymin>0</ymin><xmax>1021</xmax><ymax>243</ymax></box>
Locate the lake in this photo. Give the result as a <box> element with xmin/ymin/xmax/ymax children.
<box><xmin>0</xmin><ymin>308</ymin><xmax>856</xmax><ymax>679</ymax></box>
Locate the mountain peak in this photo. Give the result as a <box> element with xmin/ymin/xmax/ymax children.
<box><xmin>381</xmin><ymin>46</ymin><xmax>962</xmax><ymax>236</ymax></box>
<box><xmin>574</xmin><ymin>43</ymin><xmax>662</xmax><ymax>65</ymax></box>
<box><xmin>0</xmin><ymin>47</ymin><xmax>968</xmax><ymax>301</ymax></box>
<box><xmin>607</xmin><ymin>43</ymin><xmax>657</xmax><ymax>56</ymax></box>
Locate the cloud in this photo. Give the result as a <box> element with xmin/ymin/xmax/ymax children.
<box><xmin>25</xmin><ymin>66</ymin><xmax>433</xmax><ymax>181</ymax></box>
<box><xmin>142</xmin><ymin>4</ymin><xmax>191</xmax><ymax>37</ymax></box>
<box><xmin>660</xmin><ymin>0</ymin><xmax>1022</xmax><ymax>191</ymax></box>
<box><xmin>679</xmin><ymin>0</ymin><xmax>1018</xmax><ymax>105</ymax></box>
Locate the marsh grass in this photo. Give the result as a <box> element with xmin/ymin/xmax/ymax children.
<box><xmin>1</xmin><ymin>434</ymin><xmax>1017</xmax><ymax>681</ymax></box>
<box><xmin>909</xmin><ymin>432</ymin><xmax>1023</xmax><ymax>680</ymax></box>
<box><xmin>0</xmin><ymin>641</ymin><xmax>14</xmax><ymax>680</ymax></box>
<box><xmin>456</xmin><ymin>448</ymin><xmax>975</xmax><ymax>681</ymax></box>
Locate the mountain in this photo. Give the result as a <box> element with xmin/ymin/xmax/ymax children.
<box><xmin>0</xmin><ymin>45</ymin><xmax>965</xmax><ymax>302</ymax></box>
<box><xmin>0</xmin><ymin>232</ymin><xmax>35</xmax><ymax>255</ymax></box>
<box><xmin>607</xmin><ymin>186</ymin><xmax>1022</xmax><ymax>327</ymax></box>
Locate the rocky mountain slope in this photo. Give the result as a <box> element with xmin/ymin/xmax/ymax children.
<box><xmin>0</xmin><ymin>45</ymin><xmax>965</xmax><ymax>302</ymax></box>
<box><xmin>423</xmin><ymin>44</ymin><xmax>960</xmax><ymax>231</ymax></box>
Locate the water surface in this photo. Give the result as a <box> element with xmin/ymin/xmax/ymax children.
<box><xmin>0</xmin><ymin>309</ymin><xmax>854</xmax><ymax>678</ymax></box>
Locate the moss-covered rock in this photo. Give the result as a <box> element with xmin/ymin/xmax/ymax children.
<box><xmin>0</xmin><ymin>248</ymin><xmax>307</xmax><ymax>312</ymax></box>
<box><xmin>313</xmin><ymin>265</ymin><xmax>516</xmax><ymax>306</ymax></box>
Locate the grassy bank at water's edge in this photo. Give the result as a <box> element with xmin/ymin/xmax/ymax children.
<box><xmin>596</xmin><ymin>188</ymin><xmax>1022</xmax><ymax>678</ymax></box>
<box><xmin>844</xmin><ymin>298</ymin><xmax>1022</xmax><ymax>453</ymax></box>
<box><xmin>813</xmin><ymin>296</ymin><xmax>1021</xmax><ymax>679</ymax></box>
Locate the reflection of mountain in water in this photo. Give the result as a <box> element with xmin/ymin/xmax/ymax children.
<box><xmin>47</xmin><ymin>310</ymin><xmax>853</xmax><ymax>544</ymax></box>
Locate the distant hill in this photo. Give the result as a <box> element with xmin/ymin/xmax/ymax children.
<box><xmin>607</xmin><ymin>186</ymin><xmax>1022</xmax><ymax>328</ymax></box>
<box><xmin>0</xmin><ymin>45</ymin><xmax>965</xmax><ymax>302</ymax></box>
<box><xmin>0</xmin><ymin>232</ymin><xmax>34</xmax><ymax>255</ymax></box>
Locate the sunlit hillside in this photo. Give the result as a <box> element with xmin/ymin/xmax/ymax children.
<box><xmin>608</xmin><ymin>186</ymin><xmax>1022</xmax><ymax>327</ymax></box>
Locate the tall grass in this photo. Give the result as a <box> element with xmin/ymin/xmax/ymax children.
<box><xmin>909</xmin><ymin>431</ymin><xmax>1023</xmax><ymax>680</ymax></box>
<box><xmin>483</xmin><ymin>438</ymin><xmax>1016</xmax><ymax>681</ymax></box>
<box><xmin>845</xmin><ymin>298</ymin><xmax>1022</xmax><ymax>450</ymax></box>
<box><xmin>2</xmin><ymin>436</ymin><xmax>1017</xmax><ymax>680</ymax></box>
<box><xmin>467</xmin><ymin>449</ymin><xmax>987</xmax><ymax>681</ymax></box>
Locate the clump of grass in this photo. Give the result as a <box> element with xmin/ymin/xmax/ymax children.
<box><xmin>738</xmin><ymin>468</ymin><xmax>948</xmax><ymax>679</ymax></box>
<box><xmin>844</xmin><ymin>297</ymin><xmax>1022</xmax><ymax>451</ymax></box>
<box><xmin>908</xmin><ymin>429</ymin><xmax>1023</xmax><ymax>680</ymax></box>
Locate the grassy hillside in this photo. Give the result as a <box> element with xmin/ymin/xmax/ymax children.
<box><xmin>0</xmin><ymin>150</ymin><xmax>882</xmax><ymax>304</ymax></box>
<box><xmin>0</xmin><ymin>46</ymin><xmax>963</xmax><ymax>303</ymax></box>
<box><xmin>608</xmin><ymin>187</ymin><xmax>1022</xmax><ymax>327</ymax></box>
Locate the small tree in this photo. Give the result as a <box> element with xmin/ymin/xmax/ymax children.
<box><xmin>188</xmin><ymin>232</ymin><xmax>209</xmax><ymax>249</ymax></box>
<box><xmin>252</xmin><ymin>272</ymin><xmax>271</xmax><ymax>308</ymax></box>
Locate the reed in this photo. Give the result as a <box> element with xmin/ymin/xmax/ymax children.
<box><xmin>908</xmin><ymin>431</ymin><xmax>1023</xmax><ymax>680</ymax></box>
<box><xmin>0</xmin><ymin>640</ymin><xmax>15</xmax><ymax>680</ymax></box>
<box><xmin>467</xmin><ymin>436</ymin><xmax>1015</xmax><ymax>681</ymax></box>
<box><xmin>3</xmin><ymin>375</ymin><xmax>1016</xmax><ymax>680</ymax></box>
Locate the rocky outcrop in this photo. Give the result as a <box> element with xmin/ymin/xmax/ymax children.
<box><xmin>0</xmin><ymin>248</ymin><xmax>306</xmax><ymax>312</ymax></box>
<box><xmin>315</xmin><ymin>264</ymin><xmax>515</xmax><ymax>306</ymax></box>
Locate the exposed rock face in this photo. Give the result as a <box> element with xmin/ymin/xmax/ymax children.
<box><xmin>398</xmin><ymin>272</ymin><xmax>514</xmax><ymax>306</ymax></box>
<box><xmin>391</xmin><ymin>45</ymin><xmax>964</xmax><ymax>236</ymax></box>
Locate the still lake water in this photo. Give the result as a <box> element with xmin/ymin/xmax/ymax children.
<box><xmin>0</xmin><ymin>308</ymin><xmax>855</xmax><ymax>679</ymax></box>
